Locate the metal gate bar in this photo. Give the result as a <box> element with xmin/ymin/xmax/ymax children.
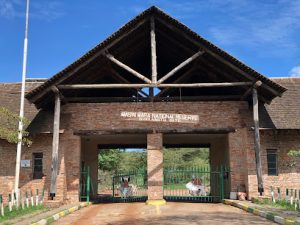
<box><xmin>163</xmin><ymin>166</ymin><xmax>227</xmax><ymax>202</ymax></box>
<box><xmin>112</xmin><ymin>170</ymin><xmax>148</xmax><ymax>202</ymax></box>
<box><xmin>80</xmin><ymin>166</ymin><xmax>90</xmax><ymax>202</ymax></box>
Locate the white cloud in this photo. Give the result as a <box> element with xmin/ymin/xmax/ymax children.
<box><xmin>0</xmin><ymin>0</ymin><xmax>65</xmax><ymax>21</ymax></box>
<box><xmin>289</xmin><ymin>66</ymin><xmax>300</xmax><ymax>77</ymax></box>
<box><xmin>0</xmin><ymin>0</ymin><xmax>22</xmax><ymax>18</ymax></box>
<box><xmin>208</xmin><ymin>0</ymin><xmax>300</xmax><ymax>56</ymax></box>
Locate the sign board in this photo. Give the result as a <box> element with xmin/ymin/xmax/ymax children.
<box><xmin>120</xmin><ymin>111</ymin><xmax>199</xmax><ymax>124</ymax></box>
<box><xmin>21</xmin><ymin>160</ymin><xmax>31</xmax><ymax>168</ymax></box>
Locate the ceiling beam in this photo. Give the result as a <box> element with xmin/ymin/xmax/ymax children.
<box><xmin>157</xmin><ymin>51</ymin><xmax>204</xmax><ymax>84</ymax></box>
<box><xmin>156</xmin><ymin>17</ymin><xmax>282</xmax><ymax>97</ymax></box>
<box><xmin>58</xmin><ymin>82</ymin><xmax>253</xmax><ymax>89</ymax></box>
<box><xmin>28</xmin><ymin>18</ymin><xmax>150</xmax><ymax>103</ymax></box>
<box><xmin>156</xmin><ymin>67</ymin><xmax>196</xmax><ymax>97</ymax></box>
<box><xmin>106</xmin><ymin>53</ymin><xmax>152</xmax><ymax>84</ymax></box>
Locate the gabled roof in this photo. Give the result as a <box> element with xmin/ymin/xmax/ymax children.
<box><xmin>25</xmin><ymin>6</ymin><xmax>286</xmax><ymax>106</ymax></box>
<box><xmin>262</xmin><ymin>78</ymin><xmax>300</xmax><ymax>129</ymax></box>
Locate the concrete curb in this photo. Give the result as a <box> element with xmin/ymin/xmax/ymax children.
<box><xmin>223</xmin><ymin>199</ymin><xmax>300</xmax><ymax>225</ymax></box>
<box><xmin>29</xmin><ymin>202</ymin><xmax>92</xmax><ymax>225</ymax></box>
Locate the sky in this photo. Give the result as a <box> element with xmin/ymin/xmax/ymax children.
<box><xmin>0</xmin><ymin>0</ymin><xmax>300</xmax><ymax>82</ymax></box>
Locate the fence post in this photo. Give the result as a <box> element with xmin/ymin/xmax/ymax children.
<box><xmin>30</xmin><ymin>190</ymin><xmax>34</xmax><ymax>206</ymax></box>
<box><xmin>112</xmin><ymin>176</ymin><xmax>115</xmax><ymax>200</ymax></box>
<box><xmin>13</xmin><ymin>192</ymin><xmax>17</xmax><ymax>209</ymax></box>
<box><xmin>20</xmin><ymin>191</ymin><xmax>24</xmax><ymax>209</ymax></box>
<box><xmin>40</xmin><ymin>188</ymin><xmax>44</xmax><ymax>205</ymax></box>
<box><xmin>0</xmin><ymin>195</ymin><xmax>4</xmax><ymax>216</ymax></box>
<box><xmin>26</xmin><ymin>191</ymin><xmax>29</xmax><ymax>207</ymax></box>
<box><xmin>277</xmin><ymin>187</ymin><xmax>281</xmax><ymax>201</ymax></box>
<box><xmin>286</xmin><ymin>189</ymin><xmax>289</xmax><ymax>203</ymax></box>
<box><xmin>270</xmin><ymin>186</ymin><xmax>275</xmax><ymax>203</ymax></box>
<box><xmin>220</xmin><ymin>165</ymin><xmax>224</xmax><ymax>201</ymax></box>
<box><xmin>36</xmin><ymin>189</ymin><xmax>39</xmax><ymax>206</ymax></box>
<box><xmin>87</xmin><ymin>166</ymin><xmax>90</xmax><ymax>203</ymax></box>
<box><xmin>8</xmin><ymin>194</ymin><xmax>12</xmax><ymax>212</ymax></box>
<box><xmin>290</xmin><ymin>189</ymin><xmax>294</xmax><ymax>205</ymax></box>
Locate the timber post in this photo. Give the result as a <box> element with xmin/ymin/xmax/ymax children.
<box><xmin>252</xmin><ymin>85</ymin><xmax>264</xmax><ymax>196</ymax></box>
<box><xmin>150</xmin><ymin>16</ymin><xmax>157</xmax><ymax>99</ymax></box>
<box><xmin>49</xmin><ymin>91</ymin><xmax>61</xmax><ymax>199</ymax></box>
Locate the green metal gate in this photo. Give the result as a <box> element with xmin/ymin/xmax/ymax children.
<box><xmin>163</xmin><ymin>166</ymin><xmax>228</xmax><ymax>202</ymax></box>
<box><xmin>80</xmin><ymin>166</ymin><xmax>90</xmax><ymax>202</ymax></box>
<box><xmin>112</xmin><ymin>170</ymin><xmax>148</xmax><ymax>202</ymax></box>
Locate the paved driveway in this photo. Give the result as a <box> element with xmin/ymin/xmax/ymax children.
<box><xmin>53</xmin><ymin>202</ymin><xmax>275</xmax><ymax>225</ymax></box>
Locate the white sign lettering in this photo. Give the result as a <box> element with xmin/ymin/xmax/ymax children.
<box><xmin>120</xmin><ymin>111</ymin><xmax>199</xmax><ymax>124</ymax></box>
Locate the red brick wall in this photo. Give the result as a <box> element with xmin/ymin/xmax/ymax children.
<box><xmin>0</xmin><ymin>135</ymin><xmax>52</xmax><ymax>203</ymax></box>
<box><xmin>1</xmin><ymin>101</ymin><xmax>299</xmax><ymax>203</ymax></box>
<box><xmin>253</xmin><ymin>130</ymin><xmax>300</xmax><ymax>196</ymax></box>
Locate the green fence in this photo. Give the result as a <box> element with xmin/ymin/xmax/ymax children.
<box><xmin>112</xmin><ymin>170</ymin><xmax>147</xmax><ymax>202</ymax></box>
<box><xmin>80</xmin><ymin>166</ymin><xmax>90</xmax><ymax>202</ymax></box>
<box><xmin>163</xmin><ymin>166</ymin><xmax>228</xmax><ymax>202</ymax></box>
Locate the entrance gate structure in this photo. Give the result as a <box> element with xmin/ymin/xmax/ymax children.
<box><xmin>24</xmin><ymin>7</ymin><xmax>287</xmax><ymax>203</ymax></box>
<box><xmin>163</xmin><ymin>166</ymin><xmax>228</xmax><ymax>203</ymax></box>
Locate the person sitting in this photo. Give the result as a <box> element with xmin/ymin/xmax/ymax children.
<box><xmin>186</xmin><ymin>175</ymin><xmax>206</xmax><ymax>196</ymax></box>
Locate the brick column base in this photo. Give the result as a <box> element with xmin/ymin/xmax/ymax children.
<box><xmin>147</xmin><ymin>133</ymin><xmax>163</xmax><ymax>200</ymax></box>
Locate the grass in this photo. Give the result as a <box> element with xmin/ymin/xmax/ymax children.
<box><xmin>0</xmin><ymin>205</ymin><xmax>46</xmax><ymax>224</ymax></box>
<box><xmin>254</xmin><ymin>198</ymin><xmax>300</xmax><ymax>212</ymax></box>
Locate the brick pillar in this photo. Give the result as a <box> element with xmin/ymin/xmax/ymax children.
<box><xmin>147</xmin><ymin>133</ymin><xmax>163</xmax><ymax>200</ymax></box>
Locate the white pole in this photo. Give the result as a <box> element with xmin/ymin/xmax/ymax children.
<box><xmin>14</xmin><ymin>0</ymin><xmax>30</xmax><ymax>194</ymax></box>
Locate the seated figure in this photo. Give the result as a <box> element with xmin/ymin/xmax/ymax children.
<box><xmin>186</xmin><ymin>175</ymin><xmax>206</xmax><ymax>196</ymax></box>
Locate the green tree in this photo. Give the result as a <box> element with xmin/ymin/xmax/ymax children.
<box><xmin>98</xmin><ymin>149</ymin><xmax>122</xmax><ymax>172</ymax></box>
<box><xmin>0</xmin><ymin>107</ymin><xmax>31</xmax><ymax>145</ymax></box>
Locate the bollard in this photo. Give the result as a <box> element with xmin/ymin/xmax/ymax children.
<box><xmin>36</xmin><ymin>189</ymin><xmax>39</xmax><ymax>206</ymax></box>
<box><xmin>26</xmin><ymin>191</ymin><xmax>29</xmax><ymax>208</ymax></box>
<box><xmin>30</xmin><ymin>190</ymin><xmax>34</xmax><ymax>207</ymax></box>
<box><xmin>8</xmin><ymin>194</ymin><xmax>12</xmax><ymax>212</ymax></box>
<box><xmin>0</xmin><ymin>195</ymin><xmax>4</xmax><ymax>216</ymax></box>
<box><xmin>40</xmin><ymin>188</ymin><xmax>44</xmax><ymax>205</ymax></box>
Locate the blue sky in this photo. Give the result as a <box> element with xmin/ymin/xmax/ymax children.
<box><xmin>0</xmin><ymin>0</ymin><xmax>299</xmax><ymax>82</ymax></box>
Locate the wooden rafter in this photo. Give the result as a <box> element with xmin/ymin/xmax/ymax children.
<box><xmin>156</xmin><ymin>67</ymin><xmax>196</xmax><ymax>97</ymax></box>
<box><xmin>106</xmin><ymin>53</ymin><xmax>152</xmax><ymax>84</ymax></box>
<box><xmin>110</xmin><ymin>69</ymin><xmax>149</xmax><ymax>97</ymax></box>
<box><xmin>58</xmin><ymin>82</ymin><xmax>253</xmax><ymax>89</ymax></box>
<box><xmin>156</xmin><ymin>17</ymin><xmax>282</xmax><ymax>97</ymax></box>
<box><xmin>29</xmin><ymin>18</ymin><xmax>149</xmax><ymax>103</ymax></box>
<box><xmin>150</xmin><ymin>16</ymin><xmax>157</xmax><ymax>84</ymax></box>
<box><xmin>157</xmin><ymin>51</ymin><xmax>204</xmax><ymax>84</ymax></box>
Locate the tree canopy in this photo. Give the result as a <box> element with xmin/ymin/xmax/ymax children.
<box><xmin>0</xmin><ymin>107</ymin><xmax>31</xmax><ymax>145</ymax></box>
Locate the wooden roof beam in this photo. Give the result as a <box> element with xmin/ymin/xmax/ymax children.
<box><xmin>58</xmin><ymin>82</ymin><xmax>253</xmax><ymax>89</ymax></box>
<box><xmin>106</xmin><ymin>53</ymin><xmax>152</xmax><ymax>84</ymax></box>
<box><xmin>157</xmin><ymin>50</ymin><xmax>204</xmax><ymax>84</ymax></box>
<box><xmin>28</xmin><ymin>18</ymin><xmax>150</xmax><ymax>103</ymax></box>
<box><xmin>155</xmin><ymin>67</ymin><xmax>196</xmax><ymax>97</ymax></box>
<box><xmin>156</xmin><ymin>17</ymin><xmax>282</xmax><ymax>97</ymax></box>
